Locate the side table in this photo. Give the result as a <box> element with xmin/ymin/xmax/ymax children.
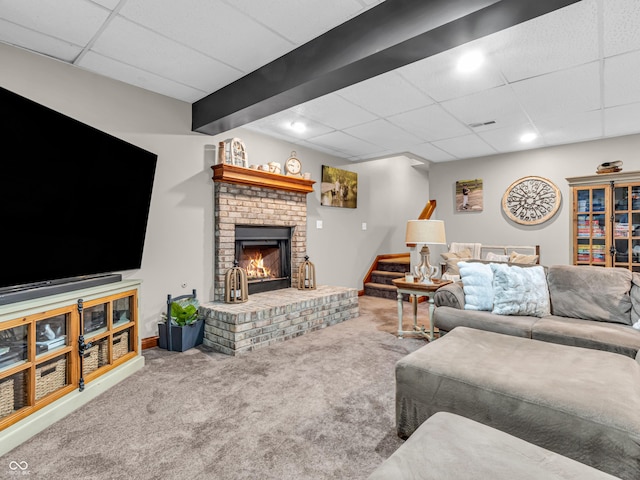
<box><xmin>391</xmin><ymin>278</ymin><xmax>452</xmax><ymax>341</ymax></box>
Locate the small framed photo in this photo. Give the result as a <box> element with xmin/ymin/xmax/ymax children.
<box><xmin>456</xmin><ymin>178</ymin><xmax>483</xmax><ymax>212</ymax></box>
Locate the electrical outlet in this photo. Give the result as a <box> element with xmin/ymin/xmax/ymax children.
<box><xmin>362</xmin><ymin>222</ymin><xmax>367</xmax><ymax>230</ymax></box>
<box><xmin>317</xmin><ymin>220</ymin><xmax>323</xmax><ymax>229</ymax></box>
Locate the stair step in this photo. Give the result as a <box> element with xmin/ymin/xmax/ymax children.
<box><xmin>372</xmin><ymin>270</ymin><xmax>405</xmax><ymax>277</ymax></box>
<box><xmin>364</xmin><ymin>282</ymin><xmax>410</xmax><ymax>301</ymax></box>
<box><xmin>376</xmin><ymin>257</ymin><xmax>411</xmax><ymax>273</ymax></box>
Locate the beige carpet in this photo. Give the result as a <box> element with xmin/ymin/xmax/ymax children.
<box><xmin>0</xmin><ymin>296</ymin><xmax>425</xmax><ymax>480</ymax></box>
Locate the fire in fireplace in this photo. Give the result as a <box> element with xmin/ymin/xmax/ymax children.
<box><xmin>235</xmin><ymin>226</ymin><xmax>292</xmax><ymax>294</ymax></box>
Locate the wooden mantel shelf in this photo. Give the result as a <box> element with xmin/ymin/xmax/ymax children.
<box><xmin>211</xmin><ymin>164</ymin><xmax>315</xmax><ymax>194</ymax></box>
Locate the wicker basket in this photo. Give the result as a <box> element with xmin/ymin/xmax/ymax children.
<box><xmin>112</xmin><ymin>330</ymin><xmax>130</xmax><ymax>361</ymax></box>
<box><xmin>35</xmin><ymin>356</ymin><xmax>67</xmax><ymax>401</ymax></box>
<box><xmin>82</xmin><ymin>345</ymin><xmax>99</xmax><ymax>376</ymax></box>
<box><xmin>0</xmin><ymin>378</ymin><xmax>14</xmax><ymax>418</ymax></box>
<box><xmin>98</xmin><ymin>338</ymin><xmax>109</xmax><ymax>366</ymax></box>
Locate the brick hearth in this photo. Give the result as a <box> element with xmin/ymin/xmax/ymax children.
<box><xmin>200</xmin><ymin>286</ymin><xmax>359</xmax><ymax>355</ymax></box>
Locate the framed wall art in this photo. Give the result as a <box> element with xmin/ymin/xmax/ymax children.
<box><xmin>502</xmin><ymin>176</ymin><xmax>561</xmax><ymax>225</ymax></box>
<box><xmin>456</xmin><ymin>178</ymin><xmax>483</xmax><ymax>212</ymax></box>
<box><xmin>320</xmin><ymin>165</ymin><xmax>357</xmax><ymax>208</ymax></box>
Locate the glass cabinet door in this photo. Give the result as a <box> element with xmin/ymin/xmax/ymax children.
<box><xmin>574</xmin><ymin>186</ymin><xmax>610</xmax><ymax>267</ymax></box>
<box><xmin>83</xmin><ymin>303</ymin><xmax>108</xmax><ymax>337</ymax></box>
<box><xmin>0</xmin><ymin>324</ymin><xmax>28</xmax><ymax>372</ymax></box>
<box><xmin>35</xmin><ymin>313</ymin><xmax>68</xmax><ymax>358</ymax></box>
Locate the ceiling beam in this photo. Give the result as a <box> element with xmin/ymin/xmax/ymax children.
<box><xmin>192</xmin><ymin>0</ymin><xmax>580</xmax><ymax>135</ymax></box>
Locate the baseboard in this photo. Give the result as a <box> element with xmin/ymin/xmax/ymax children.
<box><xmin>141</xmin><ymin>336</ymin><xmax>158</xmax><ymax>349</ymax></box>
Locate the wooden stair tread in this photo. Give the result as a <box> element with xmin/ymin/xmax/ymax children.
<box><xmin>378</xmin><ymin>257</ymin><xmax>410</xmax><ymax>265</ymax></box>
<box><xmin>364</xmin><ymin>282</ymin><xmax>397</xmax><ymax>291</ymax></box>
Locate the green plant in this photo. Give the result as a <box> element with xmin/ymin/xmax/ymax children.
<box><xmin>170</xmin><ymin>300</ymin><xmax>199</xmax><ymax>326</ymax></box>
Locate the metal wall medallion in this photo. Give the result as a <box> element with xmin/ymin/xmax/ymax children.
<box><xmin>502</xmin><ymin>176</ymin><xmax>561</xmax><ymax>225</ymax></box>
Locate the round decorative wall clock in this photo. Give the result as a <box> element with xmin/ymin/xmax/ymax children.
<box><xmin>502</xmin><ymin>176</ymin><xmax>561</xmax><ymax>225</ymax></box>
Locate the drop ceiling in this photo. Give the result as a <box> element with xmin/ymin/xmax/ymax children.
<box><xmin>1</xmin><ymin>0</ymin><xmax>639</xmax><ymax>163</ymax></box>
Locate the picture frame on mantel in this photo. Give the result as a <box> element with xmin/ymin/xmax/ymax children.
<box><xmin>320</xmin><ymin>165</ymin><xmax>357</xmax><ymax>208</ymax></box>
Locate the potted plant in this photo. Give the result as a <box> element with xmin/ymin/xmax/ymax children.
<box><xmin>158</xmin><ymin>290</ymin><xmax>204</xmax><ymax>352</ymax></box>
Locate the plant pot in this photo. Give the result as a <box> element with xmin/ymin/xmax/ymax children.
<box><xmin>158</xmin><ymin>318</ymin><xmax>204</xmax><ymax>352</ymax></box>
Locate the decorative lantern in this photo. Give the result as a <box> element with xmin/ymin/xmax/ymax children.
<box><xmin>224</xmin><ymin>260</ymin><xmax>248</xmax><ymax>303</ymax></box>
<box><xmin>297</xmin><ymin>255</ymin><xmax>316</xmax><ymax>290</ymax></box>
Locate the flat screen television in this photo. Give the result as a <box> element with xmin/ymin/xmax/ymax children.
<box><xmin>0</xmin><ymin>86</ymin><xmax>157</xmax><ymax>304</ymax></box>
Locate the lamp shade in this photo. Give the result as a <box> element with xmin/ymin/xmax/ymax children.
<box><xmin>405</xmin><ymin>220</ymin><xmax>446</xmax><ymax>245</ymax></box>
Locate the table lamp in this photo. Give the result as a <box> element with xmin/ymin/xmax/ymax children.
<box><xmin>405</xmin><ymin>220</ymin><xmax>447</xmax><ymax>284</ymax></box>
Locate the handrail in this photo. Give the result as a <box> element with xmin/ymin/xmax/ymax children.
<box><xmin>418</xmin><ymin>199</ymin><xmax>436</xmax><ymax>220</ymax></box>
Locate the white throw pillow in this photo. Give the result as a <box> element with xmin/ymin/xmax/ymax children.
<box><xmin>485</xmin><ymin>252</ymin><xmax>510</xmax><ymax>262</ymax></box>
<box><xmin>491</xmin><ymin>264</ymin><xmax>550</xmax><ymax>317</ymax></box>
<box><xmin>458</xmin><ymin>261</ymin><xmax>494</xmax><ymax>311</ymax></box>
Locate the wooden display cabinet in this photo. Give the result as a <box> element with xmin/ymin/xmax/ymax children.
<box><xmin>0</xmin><ymin>281</ymin><xmax>141</xmax><ymax>440</ymax></box>
<box><xmin>568</xmin><ymin>171</ymin><xmax>640</xmax><ymax>272</ymax></box>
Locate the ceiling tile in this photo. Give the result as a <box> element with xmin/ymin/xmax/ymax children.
<box><xmin>440</xmin><ymin>85</ymin><xmax>529</xmax><ymax>130</ymax></box>
<box><xmin>604</xmin><ymin>50</ymin><xmax>640</xmax><ymax>108</ymax></box>
<box><xmin>343</xmin><ymin>119</ymin><xmax>423</xmax><ymax>150</ymax></box>
<box><xmin>535</xmin><ymin>109</ymin><xmax>603</xmax><ymax>145</ymax></box>
<box><xmin>511</xmin><ymin>62</ymin><xmax>601</xmax><ymax>121</ymax></box>
<box><xmin>119</xmin><ymin>0</ymin><xmax>292</xmax><ymax>73</ymax></box>
<box><xmin>92</xmin><ymin>0</ymin><xmax>121</xmax><ymax>9</ymax></box>
<box><xmin>398</xmin><ymin>39</ymin><xmax>506</xmax><ymax>102</ymax></box>
<box><xmin>477</xmin><ymin>124</ymin><xmax>544</xmax><ymax>153</ymax></box>
<box><xmin>92</xmin><ymin>16</ymin><xmax>240</xmax><ymax>92</ymax></box>
<box><xmin>603</xmin><ymin>0</ymin><xmax>640</xmax><ymax>57</ymax></box>
<box><xmin>0</xmin><ymin>0</ymin><xmax>110</xmax><ymax>46</ymax></box>
<box><xmin>336</xmin><ymin>70</ymin><xmax>433</xmax><ymax>117</ymax></box>
<box><xmin>78</xmin><ymin>51</ymin><xmax>206</xmax><ymax>102</ymax></box>
<box><xmin>388</xmin><ymin>104</ymin><xmax>471</xmax><ymax>142</ymax></box>
<box><xmin>432</xmin><ymin>134</ymin><xmax>497</xmax><ymax>159</ymax></box>
<box><xmin>243</xmin><ymin>110</ymin><xmax>334</xmax><ymax>140</ymax></box>
<box><xmin>306</xmin><ymin>131</ymin><xmax>382</xmax><ymax>157</ymax></box>
<box><xmin>487</xmin><ymin>0</ymin><xmax>599</xmax><ymax>82</ymax></box>
<box><xmin>407</xmin><ymin>143</ymin><xmax>456</xmax><ymax>163</ymax></box>
<box><xmin>227</xmin><ymin>0</ymin><xmax>377</xmax><ymax>45</ymax></box>
<box><xmin>291</xmin><ymin>94</ymin><xmax>377</xmax><ymax>130</ymax></box>
<box><xmin>604</xmin><ymin>103</ymin><xmax>640</xmax><ymax>137</ymax></box>
<box><xmin>0</xmin><ymin>19</ymin><xmax>82</xmax><ymax>62</ymax></box>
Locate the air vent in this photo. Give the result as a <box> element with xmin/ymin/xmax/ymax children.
<box><xmin>468</xmin><ymin>120</ymin><xmax>496</xmax><ymax>128</ymax></box>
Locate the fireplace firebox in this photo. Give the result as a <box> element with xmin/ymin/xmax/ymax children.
<box><xmin>235</xmin><ymin>226</ymin><xmax>292</xmax><ymax>294</ymax></box>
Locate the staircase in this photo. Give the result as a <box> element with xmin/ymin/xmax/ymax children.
<box><xmin>362</xmin><ymin>199</ymin><xmax>437</xmax><ymax>301</ymax></box>
<box><xmin>363</xmin><ymin>254</ymin><xmax>411</xmax><ymax>300</ymax></box>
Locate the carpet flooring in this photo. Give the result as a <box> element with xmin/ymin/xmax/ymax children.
<box><xmin>0</xmin><ymin>296</ymin><xmax>429</xmax><ymax>479</ymax></box>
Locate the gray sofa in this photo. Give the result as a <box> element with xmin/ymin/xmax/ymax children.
<box><xmin>433</xmin><ymin>264</ymin><xmax>640</xmax><ymax>360</ymax></box>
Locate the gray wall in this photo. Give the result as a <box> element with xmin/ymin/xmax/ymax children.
<box><xmin>429</xmin><ymin>135</ymin><xmax>640</xmax><ymax>266</ymax></box>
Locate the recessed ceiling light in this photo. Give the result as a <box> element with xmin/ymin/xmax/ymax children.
<box><xmin>457</xmin><ymin>51</ymin><xmax>484</xmax><ymax>73</ymax></box>
<box><xmin>290</xmin><ymin>121</ymin><xmax>306</xmax><ymax>133</ymax></box>
<box><xmin>520</xmin><ymin>132</ymin><xmax>537</xmax><ymax>143</ymax></box>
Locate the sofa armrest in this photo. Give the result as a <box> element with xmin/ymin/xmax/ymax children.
<box><xmin>434</xmin><ymin>282</ymin><xmax>464</xmax><ymax>309</ymax></box>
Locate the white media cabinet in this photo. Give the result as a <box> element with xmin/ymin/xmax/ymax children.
<box><xmin>0</xmin><ymin>279</ymin><xmax>144</xmax><ymax>455</ymax></box>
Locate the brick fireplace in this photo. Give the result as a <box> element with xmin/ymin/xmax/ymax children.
<box><xmin>203</xmin><ymin>164</ymin><xmax>359</xmax><ymax>355</ymax></box>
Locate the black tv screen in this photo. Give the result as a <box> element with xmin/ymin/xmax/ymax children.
<box><xmin>0</xmin><ymin>86</ymin><xmax>157</xmax><ymax>292</ymax></box>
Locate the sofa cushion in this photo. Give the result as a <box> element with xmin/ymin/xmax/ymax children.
<box><xmin>491</xmin><ymin>264</ymin><xmax>550</xmax><ymax>317</ymax></box>
<box><xmin>631</xmin><ymin>272</ymin><xmax>640</xmax><ymax>322</ymax></box>
<box><xmin>547</xmin><ymin>265</ymin><xmax>632</xmax><ymax>325</ymax></box>
<box><xmin>532</xmin><ymin>315</ymin><xmax>640</xmax><ymax>359</ymax></box>
<box><xmin>441</xmin><ymin>249</ymin><xmax>472</xmax><ymax>276</ymax></box>
<box><xmin>433</xmin><ymin>306</ymin><xmax>536</xmax><ymax>338</ymax></box>
<box><xmin>509</xmin><ymin>251</ymin><xmax>539</xmax><ymax>264</ymax></box>
<box><xmin>458</xmin><ymin>261</ymin><xmax>493</xmax><ymax>311</ymax></box>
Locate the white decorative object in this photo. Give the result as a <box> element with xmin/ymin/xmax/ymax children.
<box><xmin>502</xmin><ymin>176</ymin><xmax>561</xmax><ymax>225</ymax></box>
<box><xmin>458</xmin><ymin>261</ymin><xmax>494</xmax><ymax>311</ymax></box>
<box><xmin>405</xmin><ymin>220</ymin><xmax>447</xmax><ymax>284</ymax></box>
<box><xmin>490</xmin><ymin>264</ymin><xmax>550</xmax><ymax>317</ymax></box>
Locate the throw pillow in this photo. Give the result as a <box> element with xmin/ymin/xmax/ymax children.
<box><xmin>441</xmin><ymin>248</ymin><xmax>472</xmax><ymax>276</ymax></box>
<box><xmin>509</xmin><ymin>251</ymin><xmax>539</xmax><ymax>265</ymax></box>
<box><xmin>491</xmin><ymin>264</ymin><xmax>550</xmax><ymax>317</ymax></box>
<box><xmin>458</xmin><ymin>261</ymin><xmax>494</xmax><ymax>311</ymax></box>
<box><xmin>485</xmin><ymin>252</ymin><xmax>510</xmax><ymax>262</ymax></box>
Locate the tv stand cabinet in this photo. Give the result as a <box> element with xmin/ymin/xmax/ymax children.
<box><xmin>0</xmin><ymin>280</ymin><xmax>143</xmax><ymax>455</ymax></box>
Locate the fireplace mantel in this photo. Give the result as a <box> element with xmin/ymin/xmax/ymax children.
<box><xmin>212</xmin><ymin>164</ymin><xmax>315</xmax><ymax>194</ymax></box>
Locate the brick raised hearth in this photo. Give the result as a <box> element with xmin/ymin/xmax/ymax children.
<box><xmin>208</xmin><ymin>164</ymin><xmax>359</xmax><ymax>355</ymax></box>
<box><xmin>200</xmin><ymin>286</ymin><xmax>358</xmax><ymax>355</ymax></box>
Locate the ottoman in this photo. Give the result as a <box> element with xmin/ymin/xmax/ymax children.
<box><xmin>396</xmin><ymin>327</ymin><xmax>640</xmax><ymax>480</ymax></box>
<box><xmin>369</xmin><ymin>412</ymin><xmax>619</xmax><ymax>479</ymax></box>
